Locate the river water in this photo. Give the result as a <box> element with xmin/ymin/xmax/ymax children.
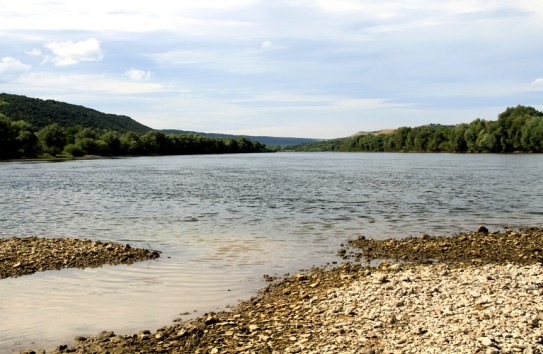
<box><xmin>1</xmin><ymin>152</ymin><xmax>542</xmax><ymax>351</ymax></box>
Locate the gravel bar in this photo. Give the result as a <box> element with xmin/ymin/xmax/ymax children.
<box><xmin>0</xmin><ymin>236</ymin><xmax>161</xmax><ymax>279</ymax></box>
<box><xmin>15</xmin><ymin>227</ymin><xmax>543</xmax><ymax>353</ymax></box>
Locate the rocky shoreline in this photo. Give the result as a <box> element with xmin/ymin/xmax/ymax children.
<box><xmin>11</xmin><ymin>228</ymin><xmax>543</xmax><ymax>353</ymax></box>
<box><xmin>0</xmin><ymin>237</ymin><xmax>161</xmax><ymax>279</ymax></box>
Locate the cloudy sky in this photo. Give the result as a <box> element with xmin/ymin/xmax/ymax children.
<box><xmin>1</xmin><ymin>1</ymin><xmax>542</xmax><ymax>138</ymax></box>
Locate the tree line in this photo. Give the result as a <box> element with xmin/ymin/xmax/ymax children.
<box><xmin>0</xmin><ymin>116</ymin><xmax>270</xmax><ymax>160</ymax></box>
<box><xmin>289</xmin><ymin>105</ymin><xmax>543</xmax><ymax>153</ymax></box>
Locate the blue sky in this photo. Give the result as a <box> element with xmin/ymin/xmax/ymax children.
<box><xmin>1</xmin><ymin>0</ymin><xmax>542</xmax><ymax>138</ymax></box>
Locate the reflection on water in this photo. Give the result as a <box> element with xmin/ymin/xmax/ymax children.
<box><xmin>1</xmin><ymin>152</ymin><xmax>543</xmax><ymax>352</ymax></box>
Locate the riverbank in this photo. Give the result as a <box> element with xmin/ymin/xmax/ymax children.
<box><xmin>13</xmin><ymin>227</ymin><xmax>543</xmax><ymax>353</ymax></box>
<box><xmin>0</xmin><ymin>237</ymin><xmax>160</xmax><ymax>279</ymax></box>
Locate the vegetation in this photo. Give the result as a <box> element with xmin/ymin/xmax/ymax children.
<box><xmin>288</xmin><ymin>105</ymin><xmax>543</xmax><ymax>153</ymax></box>
<box><xmin>0</xmin><ymin>93</ymin><xmax>151</xmax><ymax>133</ymax></box>
<box><xmin>0</xmin><ymin>93</ymin><xmax>270</xmax><ymax>159</ymax></box>
<box><xmin>2</xmin><ymin>92</ymin><xmax>541</xmax><ymax>160</ymax></box>
<box><xmin>162</xmin><ymin>129</ymin><xmax>319</xmax><ymax>147</ymax></box>
<box><xmin>0</xmin><ymin>115</ymin><xmax>269</xmax><ymax>159</ymax></box>
<box><xmin>0</xmin><ymin>93</ymin><xmax>316</xmax><ymax>147</ymax></box>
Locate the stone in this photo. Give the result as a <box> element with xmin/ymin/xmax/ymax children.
<box><xmin>477</xmin><ymin>225</ymin><xmax>489</xmax><ymax>234</ymax></box>
<box><xmin>478</xmin><ymin>336</ymin><xmax>493</xmax><ymax>346</ymax></box>
<box><xmin>1</xmin><ymin>237</ymin><xmax>160</xmax><ymax>279</ymax></box>
<box><xmin>205</xmin><ymin>315</ymin><xmax>219</xmax><ymax>325</ymax></box>
<box><xmin>16</xmin><ymin>228</ymin><xmax>543</xmax><ymax>354</ymax></box>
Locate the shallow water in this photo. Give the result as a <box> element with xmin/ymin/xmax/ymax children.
<box><xmin>1</xmin><ymin>152</ymin><xmax>542</xmax><ymax>351</ymax></box>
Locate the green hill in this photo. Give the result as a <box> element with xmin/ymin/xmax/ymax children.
<box><xmin>0</xmin><ymin>93</ymin><xmax>319</xmax><ymax>146</ymax></box>
<box><xmin>161</xmin><ymin>129</ymin><xmax>319</xmax><ymax>147</ymax></box>
<box><xmin>0</xmin><ymin>93</ymin><xmax>151</xmax><ymax>133</ymax></box>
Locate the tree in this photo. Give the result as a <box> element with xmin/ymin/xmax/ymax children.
<box><xmin>12</xmin><ymin>120</ymin><xmax>39</xmax><ymax>157</ymax></box>
<box><xmin>0</xmin><ymin>114</ymin><xmax>17</xmax><ymax>159</ymax></box>
<box><xmin>38</xmin><ymin>123</ymin><xmax>66</xmax><ymax>156</ymax></box>
<box><xmin>449</xmin><ymin>124</ymin><xmax>468</xmax><ymax>152</ymax></box>
<box><xmin>475</xmin><ymin>121</ymin><xmax>500</xmax><ymax>152</ymax></box>
<box><xmin>101</xmin><ymin>131</ymin><xmax>122</xmax><ymax>156</ymax></box>
<box><xmin>498</xmin><ymin>105</ymin><xmax>543</xmax><ymax>152</ymax></box>
<box><xmin>520</xmin><ymin>117</ymin><xmax>543</xmax><ymax>152</ymax></box>
<box><xmin>412</xmin><ymin>125</ymin><xmax>434</xmax><ymax>152</ymax></box>
<box><xmin>464</xmin><ymin>119</ymin><xmax>486</xmax><ymax>152</ymax></box>
<box><xmin>142</xmin><ymin>131</ymin><xmax>170</xmax><ymax>155</ymax></box>
<box><xmin>120</xmin><ymin>131</ymin><xmax>146</xmax><ymax>155</ymax></box>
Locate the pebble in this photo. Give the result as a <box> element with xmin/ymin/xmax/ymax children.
<box><xmin>306</xmin><ymin>263</ymin><xmax>543</xmax><ymax>353</ymax></box>
<box><xmin>22</xmin><ymin>228</ymin><xmax>543</xmax><ymax>354</ymax></box>
<box><xmin>1</xmin><ymin>237</ymin><xmax>160</xmax><ymax>279</ymax></box>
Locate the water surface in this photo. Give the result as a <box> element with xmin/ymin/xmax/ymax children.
<box><xmin>1</xmin><ymin>152</ymin><xmax>542</xmax><ymax>351</ymax></box>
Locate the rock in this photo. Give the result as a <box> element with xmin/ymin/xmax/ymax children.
<box><xmin>344</xmin><ymin>306</ymin><xmax>356</xmax><ymax>316</ymax></box>
<box><xmin>1</xmin><ymin>237</ymin><xmax>160</xmax><ymax>279</ymax></box>
<box><xmin>18</xmin><ymin>228</ymin><xmax>543</xmax><ymax>354</ymax></box>
<box><xmin>478</xmin><ymin>336</ymin><xmax>493</xmax><ymax>346</ymax></box>
<box><xmin>477</xmin><ymin>225</ymin><xmax>489</xmax><ymax>234</ymax></box>
<box><xmin>205</xmin><ymin>315</ymin><xmax>219</xmax><ymax>325</ymax></box>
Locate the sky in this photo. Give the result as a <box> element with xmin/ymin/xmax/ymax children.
<box><xmin>1</xmin><ymin>1</ymin><xmax>542</xmax><ymax>138</ymax></box>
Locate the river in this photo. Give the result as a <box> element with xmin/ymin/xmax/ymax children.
<box><xmin>1</xmin><ymin>152</ymin><xmax>542</xmax><ymax>351</ymax></box>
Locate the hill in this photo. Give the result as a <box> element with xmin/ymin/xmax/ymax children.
<box><xmin>352</xmin><ymin>129</ymin><xmax>396</xmax><ymax>136</ymax></box>
<box><xmin>0</xmin><ymin>93</ymin><xmax>151</xmax><ymax>133</ymax></box>
<box><xmin>0</xmin><ymin>93</ymin><xmax>319</xmax><ymax>146</ymax></box>
<box><xmin>161</xmin><ymin>129</ymin><xmax>320</xmax><ymax>147</ymax></box>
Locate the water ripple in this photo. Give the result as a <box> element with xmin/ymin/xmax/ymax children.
<box><xmin>1</xmin><ymin>153</ymin><xmax>543</xmax><ymax>351</ymax></box>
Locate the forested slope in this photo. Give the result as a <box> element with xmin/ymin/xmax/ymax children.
<box><xmin>0</xmin><ymin>93</ymin><xmax>151</xmax><ymax>133</ymax></box>
<box><xmin>288</xmin><ymin>105</ymin><xmax>543</xmax><ymax>153</ymax></box>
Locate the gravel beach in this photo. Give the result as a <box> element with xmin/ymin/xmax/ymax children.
<box><xmin>0</xmin><ymin>237</ymin><xmax>160</xmax><ymax>279</ymax></box>
<box><xmin>8</xmin><ymin>228</ymin><xmax>543</xmax><ymax>353</ymax></box>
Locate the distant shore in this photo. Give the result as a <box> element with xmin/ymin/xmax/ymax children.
<box><xmin>1</xmin><ymin>155</ymin><xmax>123</xmax><ymax>163</ymax></box>
<box><xmin>8</xmin><ymin>227</ymin><xmax>543</xmax><ymax>353</ymax></box>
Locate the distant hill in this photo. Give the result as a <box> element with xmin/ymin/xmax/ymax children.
<box><xmin>0</xmin><ymin>93</ymin><xmax>152</xmax><ymax>133</ymax></box>
<box><xmin>161</xmin><ymin>129</ymin><xmax>320</xmax><ymax>147</ymax></box>
<box><xmin>352</xmin><ymin>129</ymin><xmax>396</xmax><ymax>136</ymax></box>
<box><xmin>0</xmin><ymin>93</ymin><xmax>320</xmax><ymax>145</ymax></box>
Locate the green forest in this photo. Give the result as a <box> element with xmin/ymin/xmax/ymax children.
<box><xmin>0</xmin><ymin>93</ymin><xmax>151</xmax><ymax>133</ymax></box>
<box><xmin>0</xmin><ymin>116</ymin><xmax>269</xmax><ymax>160</ymax></box>
<box><xmin>288</xmin><ymin>105</ymin><xmax>543</xmax><ymax>153</ymax></box>
<box><xmin>0</xmin><ymin>93</ymin><xmax>316</xmax><ymax>147</ymax></box>
<box><xmin>0</xmin><ymin>93</ymin><xmax>271</xmax><ymax>159</ymax></box>
<box><xmin>2</xmin><ymin>94</ymin><xmax>542</xmax><ymax>160</ymax></box>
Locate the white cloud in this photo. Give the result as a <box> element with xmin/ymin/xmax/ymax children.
<box><xmin>1</xmin><ymin>1</ymin><xmax>543</xmax><ymax>138</ymax></box>
<box><xmin>0</xmin><ymin>1</ymin><xmax>256</xmax><ymax>33</ymax></box>
<box><xmin>25</xmin><ymin>48</ymin><xmax>42</xmax><ymax>56</ymax></box>
<box><xmin>44</xmin><ymin>38</ymin><xmax>104</xmax><ymax>66</ymax></box>
<box><xmin>261</xmin><ymin>40</ymin><xmax>273</xmax><ymax>48</ymax></box>
<box><xmin>125</xmin><ymin>69</ymin><xmax>151</xmax><ymax>81</ymax></box>
<box><xmin>17</xmin><ymin>72</ymin><xmax>168</xmax><ymax>95</ymax></box>
<box><xmin>0</xmin><ymin>57</ymin><xmax>31</xmax><ymax>81</ymax></box>
<box><xmin>531</xmin><ymin>78</ymin><xmax>543</xmax><ymax>87</ymax></box>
